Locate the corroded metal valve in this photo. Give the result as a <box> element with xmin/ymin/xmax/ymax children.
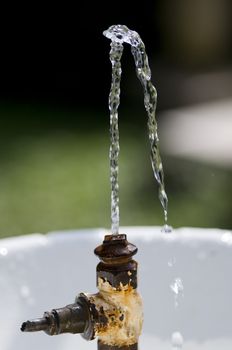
<box><xmin>21</xmin><ymin>234</ymin><xmax>143</xmax><ymax>349</ymax></box>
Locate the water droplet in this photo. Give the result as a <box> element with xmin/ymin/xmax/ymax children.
<box><xmin>221</xmin><ymin>232</ymin><xmax>232</xmax><ymax>245</ymax></box>
<box><xmin>161</xmin><ymin>224</ymin><xmax>173</xmax><ymax>234</ymax></box>
<box><xmin>20</xmin><ymin>285</ymin><xmax>30</xmax><ymax>298</ymax></box>
<box><xmin>168</xmin><ymin>257</ymin><xmax>176</xmax><ymax>267</ymax></box>
<box><xmin>170</xmin><ymin>278</ymin><xmax>184</xmax><ymax>295</ymax></box>
<box><xmin>170</xmin><ymin>278</ymin><xmax>184</xmax><ymax>307</ymax></box>
<box><xmin>172</xmin><ymin>331</ymin><xmax>184</xmax><ymax>349</ymax></box>
<box><xmin>0</xmin><ymin>247</ymin><xmax>8</xmax><ymax>256</ymax></box>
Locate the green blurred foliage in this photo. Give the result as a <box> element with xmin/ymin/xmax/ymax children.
<box><xmin>0</xmin><ymin>103</ymin><xmax>231</xmax><ymax>238</ymax></box>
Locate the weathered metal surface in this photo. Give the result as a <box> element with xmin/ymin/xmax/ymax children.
<box><xmin>21</xmin><ymin>299</ymin><xmax>90</xmax><ymax>336</ymax></box>
<box><xmin>96</xmin><ymin>262</ymin><xmax>137</xmax><ymax>289</ymax></box>
<box><xmin>95</xmin><ymin>234</ymin><xmax>138</xmax><ymax>289</ymax></box>
<box><xmin>21</xmin><ymin>233</ymin><xmax>143</xmax><ymax>350</ymax></box>
<box><xmin>98</xmin><ymin>341</ymin><xmax>138</xmax><ymax>350</ymax></box>
<box><xmin>94</xmin><ymin>234</ymin><xmax>138</xmax><ymax>261</ymax></box>
<box><xmin>93</xmin><ymin>234</ymin><xmax>142</xmax><ymax>349</ymax></box>
<box><xmin>88</xmin><ymin>278</ymin><xmax>143</xmax><ymax>348</ymax></box>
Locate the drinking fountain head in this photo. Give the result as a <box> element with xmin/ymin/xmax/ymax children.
<box><xmin>21</xmin><ymin>233</ymin><xmax>143</xmax><ymax>349</ymax></box>
<box><xmin>20</xmin><ymin>21</ymin><xmax>171</xmax><ymax>348</ymax></box>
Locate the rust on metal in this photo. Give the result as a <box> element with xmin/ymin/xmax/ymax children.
<box><xmin>92</xmin><ymin>234</ymin><xmax>143</xmax><ymax>348</ymax></box>
<box><xmin>88</xmin><ymin>277</ymin><xmax>143</xmax><ymax>348</ymax></box>
<box><xmin>95</xmin><ymin>234</ymin><xmax>138</xmax><ymax>289</ymax></box>
<box><xmin>21</xmin><ymin>233</ymin><xmax>143</xmax><ymax>350</ymax></box>
<box><xmin>98</xmin><ymin>341</ymin><xmax>138</xmax><ymax>350</ymax></box>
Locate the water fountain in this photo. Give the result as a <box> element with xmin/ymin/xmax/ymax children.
<box><xmin>18</xmin><ymin>24</ymin><xmax>171</xmax><ymax>349</ymax></box>
<box><xmin>0</xmin><ymin>25</ymin><xmax>232</xmax><ymax>350</ymax></box>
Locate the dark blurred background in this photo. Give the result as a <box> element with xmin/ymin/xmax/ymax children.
<box><xmin>1</xmin><ymin>0</ymin><xmax>232</xmax><ymax>238</ymax></box>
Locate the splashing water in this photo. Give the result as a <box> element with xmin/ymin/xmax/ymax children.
<box><xmin>171</xmin><ymin>331</ymin><xmax>184</xmax><ymax>349</ymax></box>
<box><xmin>170</xmin><ymin>277</ymin><xmax>184</xmax><ymax>308</ymax></box>
<box><xmin>104</xmin><ymin>24</ymin><xmax>168</xmax><ymax>234</ymax></box>
<box><xmin>170</xmin><ymin>278</ymin><xmax>184</xmax><ymax>295</ymax></box>
<box><xmin>0</xmin><ymin>247</ymin><xmax>8</xmax><ymax>256</ymax></box>
<box><xmin>221</xmin><ymin>231</ymin><xmax>232</xmax><ymax>245</ymax></box>
<box><xmin>162</xmin><ymin>223</ymin><xmax>173</xmax><ymax>234</ymax></box>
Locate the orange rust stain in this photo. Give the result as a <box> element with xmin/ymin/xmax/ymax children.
<box><xmin>90</xmin><ymin>277</ymin><xmax>143</xmax><ymax>347</ymax></box>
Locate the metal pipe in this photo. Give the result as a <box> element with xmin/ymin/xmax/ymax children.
<box><xmin>93</xmin><ymin>234</ymin><xmax>142</xmax><ymax>349</ymax></box>
<box><xmin>21</xmin><ymin>317</ymin><xmax>49</xmax><ymax>333</ymax></box>
<box><xmin>21</xmin><ymin>234</ymin><xmax>143</xmax><ymax>349</ymax></box>
<box><xmin>98</xmin><ymin>342</ymin><xmax>138</xmax><ymax>350</ymax></box>
<box><xmin>21</xmin><ymin>300</ymin><xmax>90</xmax><ymax>336</ymax></box>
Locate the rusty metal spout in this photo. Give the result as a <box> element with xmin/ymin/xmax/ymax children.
<box><xmin>21</xmin><ymin>234</ymin><xmax>143</xmax><ymax>349</ymax></box>
<box><xmin>21</xmin><ymin>317</ymin><xmax>49</xmax><ymax>333</ymax></box>
<box><xmin>20</xmin><ymin>299</ymin><xmax>90</xmax><ymax>336</ymax></box>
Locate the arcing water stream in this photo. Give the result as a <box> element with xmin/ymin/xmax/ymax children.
<box><xmin>104</xmin><ymin>24</ymin><xmax>169</xmax><ymax>234</ymax></box>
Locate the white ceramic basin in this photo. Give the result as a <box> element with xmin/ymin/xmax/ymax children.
<box><xmin>1</xmin><ymin>227</ymin><xmax>232</xmax><ymax>349</ymax></box>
